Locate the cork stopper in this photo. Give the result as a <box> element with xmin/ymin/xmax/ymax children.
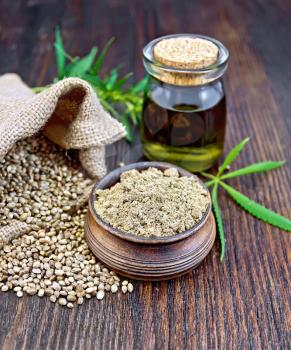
<box><xmin>154</xmin><ymin>37</ymin><xmax>219</xmax><ymax>69</ymax></box>
<box><xmin>152</xmin><ymin>36</ymin><xmax>219</xmax><ymax>85</ymax></box>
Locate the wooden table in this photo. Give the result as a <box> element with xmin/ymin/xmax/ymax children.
<box><xmin>0</xmin><ymin>1</ymin><xmax>290</xmax><ymax>349</ymax></box>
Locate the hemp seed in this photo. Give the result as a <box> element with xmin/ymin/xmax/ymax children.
<box><xmin>58</xmin><ymin>298</ymin><xmax>67</xmax><ymax>306</ymax></box>
<box><xmin>96</xmin><ymin>290</ymin><xmax>105</xmax><ymax>300</ymax></box>
<box><xmin>16</xmin><ymin>291</ymin><xmax>23</xmax><ymax>298</ymax></box>
<box><xmin>127</xmin><ymin>283</ymin><xmax>134</xmax><ymax>293</ymax></box>
<box><xmin>0</xmin><ymin>135</ymin><xmax>133</xmax><ymax>308</ymax></box>
<box><xmin>110</xmin><ymin>284</ymin><xmax>118</xmax><ymax>293</ymax></box>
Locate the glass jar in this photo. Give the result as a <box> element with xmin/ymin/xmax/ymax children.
<box><xmin>141</xmin><ymin>34</ymin><xmax>229</xmax><ymax>172</ymax></box>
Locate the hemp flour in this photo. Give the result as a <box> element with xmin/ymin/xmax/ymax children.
<box><xmin>94</xmin><ymin>167</ymin><xmax>209</xmax><ymax>237</ymax></box>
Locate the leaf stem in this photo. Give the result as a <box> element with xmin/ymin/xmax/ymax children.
<box><xmin>204</xmin><ymin>180</ymin><xmax>215</xmax><ymax>187</ymax></box>
<box><xmin>200</xmin><ymin>172</ymin><xmax>216</xmax><ymax>180</ymax></box>
<box><xmin>211</xmin><ymin>183</ymin><xmax>225</xmax><ymax>260</ymax></box>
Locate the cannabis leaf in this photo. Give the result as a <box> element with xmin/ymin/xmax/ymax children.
<box><xmin>201</xmin><ymin>138</ymin><xmax>291</xmax><ymax>260</ymax></box>
<box><xmin>221</xmin><ymin>182</ymin><xmax>291</xmax><ymax>231</ymax></box>
<box><xmin>54</xmin><ymin>27</ymin><xmax>66</xmax><ymax>79</ymax></box>
<box><xmin>34</xmin><ymin>28</ymin><xmax>147</xmax><ymax>142</ymax></box>
<box><xmin>211</xmin><ymin>183</ymin><xmax>225</xmax><ymax>260</ymax></box>
<box><xmin>91</xmin><ymin>37</ymin><xmax>114</xmax><ymax>75</ymax></box>
<box><xmin>220</xmin><ymin>161</ymin><xmax>285</xmax><ymax>179</ymax></box>
<box><xmin>217</xmin><ymin>137</ymin><xmax>250</xmax><ymax>176</ymax></box>
<box><xmin>65</xmin><ymin>47</ymin><xmax>98</xmax><ymax>76</ymax></box>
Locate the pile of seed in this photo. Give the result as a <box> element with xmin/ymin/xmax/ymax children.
<box><xmin>0</xmin><ymin>136</ymin><xmax>91</xmax><ymax>228</ymax></box>
<box><xmin>0</xmin><ymin>135</ymin><xmax>133</xmax><ymax>308</ymax></box>
<box><xmin>94</xmin><ymin>167</ymin><xmax>209</xmax><ymax>237</ymax></box>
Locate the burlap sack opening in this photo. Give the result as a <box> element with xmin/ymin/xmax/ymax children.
<box><xmin>44</xmin><ymin>86</ymin><xmax>86</xmax><ymax>148</ymax></box>
<box><xmin>0</xmin><ymin>73</ymin><xmax>126</xmax><ymax>246</ymax></box>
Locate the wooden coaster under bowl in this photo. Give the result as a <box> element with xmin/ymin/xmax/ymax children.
<box><xmin>85</xmin><ymin>162</ymin><xmax>216</xmax><ymax>281</ymax></box>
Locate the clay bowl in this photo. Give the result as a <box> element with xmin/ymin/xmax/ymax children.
<box><xmin>85</xmin><ymin>162</ymin><xmax>216</xmax><ymax>281</ymax></box>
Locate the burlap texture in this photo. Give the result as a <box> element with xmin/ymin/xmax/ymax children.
<box><xmin>0</xmin><ymin>73</ymin><xmax>126</xmax><ymax>245</ymax></box>
<box><xmin>0</xmin><ymin>73</ymin><xmax>125</xmax><ymax>177</ymax></box>
<box><xmin>0</xmin><ymin>221</ymin><xmax>31</xmax><ymax>248</ymax></box>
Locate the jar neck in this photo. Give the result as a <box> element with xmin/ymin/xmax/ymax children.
<box><xmin>147</xmin><ymin>75</ymin><xmax>224</xmax><ymax>89</ymax></box>
<box><xmin>147</xmin><ymin>77</ymin><xmax>225</xmax><ymax>111</ymax></box>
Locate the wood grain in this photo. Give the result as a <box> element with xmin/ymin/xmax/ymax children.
<box><xmin>0</xmin><ymin>0</ymin><xmax>290</xmax><ymax>349</ymax></box>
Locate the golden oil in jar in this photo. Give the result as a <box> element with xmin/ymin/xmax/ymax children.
<box><xmin>142</xmin><ymin>34</ymin><xmax>229</xmax><ymax>172</ymax></box>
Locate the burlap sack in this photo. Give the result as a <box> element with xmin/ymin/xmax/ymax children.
<box><xmin>0</xmin><ymin>73</ymin><xmax>125</xmax><ymax>177</ymax></box>
<box><xmin>0</xmin><ymin>73</ymin><xmax>126</xmax><ymax>246</ymax></box>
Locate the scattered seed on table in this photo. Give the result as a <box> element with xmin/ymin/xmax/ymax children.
<box><xmin>0</xmin><ymin>135</ymin><xmax>134</xmax><ymax>308</ymax></box>
<box><xmin>96</xmin><ymin>290</ymin><xmax>105</xmax><ymax>300</ymax></box>
<box><xmin>16</xmin><ymin>291</ymin><xmax>23</xmax><ymax>298</ymax></box>
<box><xmin>111</xmin><ymin>284</ymin><xmax>118</xmax><ymax>293</ymax></box>
<box><xmin>38</xmin><ymin>289</ymin><xmax>45</xmax><ymax>297</ymax></box>
<box><xmin>127</xmin><ymin>283</ymin><xmax>134</xmax><ymax>293</ymax></box>
<box><xmin>50</xmin><ymin>295</ymin><xmax>57</xmax><ymax>303</ymax></box>
<box><xmin>58</xmin><ymin>298</ymin><xmax>67</xmax><ymax>306</ymax></box>
<box><xmin>77</xmin><ymin>297</ymin><xmax>84</xmax><ymax>305</ymax></box>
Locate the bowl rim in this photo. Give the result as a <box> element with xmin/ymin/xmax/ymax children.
<box><xmin>89</xmin><ymin>161</ymin><xmax>212</xmax><ymax>245</ymax></box>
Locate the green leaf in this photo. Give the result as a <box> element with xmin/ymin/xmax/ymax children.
<box><xmin>115</xmin><ymin>73</ymin><xmax>133</xmax><ymax>89</ymax></box>
<box><xmin>131</xmin><ymin>76</ymin><xmax>149</xmax><ymax>94</ymax></box>
<box><xmin>100</xmin><ymin>99</ymin><xmax>120</xmax><ymax>119</ymax></box>
<box><xmin>221</xmin><ymin>161</ymin><xmax>286</xmax><ymax>180</ymax></box>
<box><xmin>54</xmin><ymin>28</ymin><xmax>66</xmax><ymax>79</ymax></box>
<box><xmin>128</xmin><ymin>111</ymin><xmax>138</xmax><ymax>126</ymax></box>
<box><xmin>36</xmin><ymin>29</ymin><xmax>146</xmax><ymax>143</ymax></box>
<box><xmin>65</xmin><ymin>47</ymin><xmax>98</xmax><ymax>76</ymax></box>
<box><xmin>217</xmin><ymin>138</ymin><xmax>250</xmax><ymax>177</ymax></box>
<box><xmin>31</xmin><ymin>86</ymin><xmax>50</xmax><ymax>93</ymax></box>
<box><xmin>91</xmin><ymin>37</ymin><xmax>115</xmax><ymax>75</ymax></box>
<box><xmin>121</xmin><ymin>115</ymin><xmax>133</xmax><ymax>143</ymax></box>
<box><xmin>220</xmin><ymin>182</ymin><xmax>291</xmax><ymax>232</ymax></box>
<box><xmin>211</xmin><ymin>183</ymin><xmax>226</xmax><ymax>260</ymax></box>
<box><xmin>82</xmin><ymin>74</ymin><xmax>106</xmax><ymax>89</ymax></box>
<box><xmin>106</xmin><ymin>68</ymin><xmax>119</xmax><ymax>90</ymax></box>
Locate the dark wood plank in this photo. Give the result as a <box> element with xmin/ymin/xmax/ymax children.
<box><xmin>0</xmin><ymin>0</ymin><xmax>290</xmax><ymax>349</ymax></box>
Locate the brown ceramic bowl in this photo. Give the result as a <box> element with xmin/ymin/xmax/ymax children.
<box><xmin>85</xmin><ymin>162</ymin><xmax>216</xmax><ymax>281</ymax></box>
